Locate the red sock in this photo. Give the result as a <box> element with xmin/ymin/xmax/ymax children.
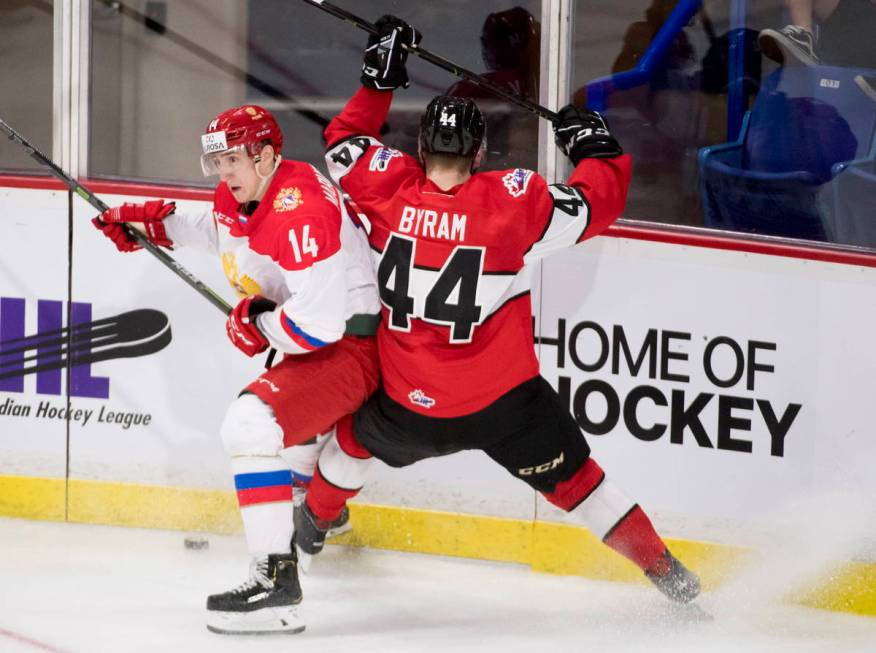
<box><xmin>602</xmin><ymin>505</ymin><xmax>668</xmax><ymax>574</ymax></box>
<box><xmin>306</xmin><ymin>466</ymin><xmax>359</xmax><ymax>523</ymax></box>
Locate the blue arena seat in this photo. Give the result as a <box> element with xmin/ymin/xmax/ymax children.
<box><xmin>827</xmin><ymin>159</ymin><xmax>876</xmax><ymax>248</ymax></box>
<box><xmin>698</xmin><ymin>65</ymin><xmax>876</xmax><ymax>241</ymax></box>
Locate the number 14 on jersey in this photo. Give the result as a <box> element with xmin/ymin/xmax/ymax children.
<box><xmin>288</xmin><ymin>225</ymin><xmax>319</xmax><ymax>263</ymax></box>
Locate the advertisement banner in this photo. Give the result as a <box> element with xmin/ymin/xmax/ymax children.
<box><xmin>0</xmin><ymin>188</ymin><xmax>73</xmax><ymax>482</ymax></box>
<box><xmin>534</xmin><ymin>238</ymin><xmax>876</xmax><ymax>547</ymax></box>
<box><xmin>3</xmin><ymin>187</ymin><xmax>875</xmax><ymax>542</ymax></box>
<box><xmin>68</xmin><ymin>195</ymin><xmax>265</xmax><ymax>488</ymax></box>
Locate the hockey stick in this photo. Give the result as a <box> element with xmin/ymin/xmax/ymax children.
<box><xmin>298</xmin><ymin>0</ymin><xmax>560</xmax><ymax>123</ymax></box>
<box><xmin>0</xmin><ymin>118</ymin><xmax>232</xmax><ymax>316</ymax></box>
<box><xmin>0</xmin><ymin>309</ymin><xmax>171</xmax><ymax>380</ymax></box>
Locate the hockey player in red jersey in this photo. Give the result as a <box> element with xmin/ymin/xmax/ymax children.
<box><xmin>92</xmin><ymin>105</ymin><xmax>381</xmax><ymax>634</ymax></box>
<box><xmin>295</xmin><ymin>15</ymin><xmax>701</xmax><ymax>607</ymax></box>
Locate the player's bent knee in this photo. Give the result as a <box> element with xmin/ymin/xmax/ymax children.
<box><xmin>541</xmin><ymin>457</ymin><xmax>605</xmax><ymax>512</ymax></box>
<box><xmin>220</xmin><ymin>393</ymin><xmax>285</xmax><ymax>457</ymax></box>
<box><xmin>279</xmin><ymin>431</ymin><xmax>331</xmax><ymax>483</ymax></box>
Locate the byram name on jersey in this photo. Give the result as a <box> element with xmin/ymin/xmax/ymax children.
<box><xmin>398</xmin><ymin>206</ymin><xmax>467</xmax><ymax>242</ymax></box>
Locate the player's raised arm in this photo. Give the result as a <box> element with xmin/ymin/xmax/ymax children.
<box><xmin>323</xmin><ymin>15</ymin><xmax>421</xmax><ymax>146</ymax></box>
<box><xmin>324</xmin><ymin>15</ymin><xmax>423</xmax><ymax>207</ymax></box>
<box><xmin>554</xmin><ymin>104</ymin><xmax>632</xmax><ymax>239</ymax></box>
<box><xmin>523</xmin><ymin>104</ymin><xmax>632</xmax><ymax>264</ymax></box>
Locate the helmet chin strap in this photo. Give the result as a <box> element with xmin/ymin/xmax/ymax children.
<box><xmin>253</xmin><ymin>154</ymin><xmax>282</xmax><ymax>201</ymax></box>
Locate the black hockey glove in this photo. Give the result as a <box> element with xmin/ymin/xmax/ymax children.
<box><xmin>553</xmin><ymin>104</ymin><xmax>623</xmax><ymax>164</ymax></box>
<box><xmin>361</xmin><ymin>15</ymin><xmax>422</xmax><ymax>91</ymax></box>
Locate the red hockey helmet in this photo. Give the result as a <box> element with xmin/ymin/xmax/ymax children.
<box><xmin>200</xmin><ymin>105</ymin><xmax>283</xmax><ymax>176</ymax></box>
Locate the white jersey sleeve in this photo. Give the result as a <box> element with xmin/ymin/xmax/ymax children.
<box><xmin>163</xmin><ymin>208</ymin><xmax>220</xmax><ymax>255</ymax></box>
<box><xmin>522</xmin><ymin>183</ymin><xmax>591</xmax><ymax>265</ymax></box>
<box><xmin>255</xmin><ymin>249</ymin><xmax>348</xmax><ymax>355</ymax></box>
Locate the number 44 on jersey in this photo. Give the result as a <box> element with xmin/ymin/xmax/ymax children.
<box><xmin>378</xmin><ymin>234</ymin><xmax>485</xmax><ymax>344</ymax></box>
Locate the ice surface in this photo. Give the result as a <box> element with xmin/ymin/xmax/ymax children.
<box><xmin>1</xmin><ymin>518</ymin><xmax>875</xmax><ymax>653</ymax></box>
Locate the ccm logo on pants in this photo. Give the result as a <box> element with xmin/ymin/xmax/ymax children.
<box><xmin>519</xmin><ymin>452</ymin><xmax>564</xmax><ymax>476</ymax></box>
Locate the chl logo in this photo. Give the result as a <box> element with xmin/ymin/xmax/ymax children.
<box><xmin>518</xmin><ymin>451</ymin><xmax>564</xmax><ymax>476</ymax></box>
<box><xmin>408</xmin><ymin>389</ymin><xmax>436</xmax><ymax>409</ymax></box>
<box><xmin>502</xmin><ymin>168</ymin><xmax>534</xmax><ymax>198</ymax></box>
<box><xmin>368</xmin><ymin>147</ymin><xmax>402</xmax><ymax>173</ymax></box>
<box><xmin>0</xmin><ymin>297</ymin><xmax>171</xmax><ymax>399</ymax></box>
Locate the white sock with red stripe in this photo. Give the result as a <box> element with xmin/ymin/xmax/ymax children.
<box><xmin>232</xmin><ymin>456</ymin><xmax>295</xmax><ymax>557</ymax></box>
<box><xmin>543</xmin><ymin>458</ymin><xmax>667</xmax><ymax>573</ymax></box>
<box><xmin>306</xmin><ymin>415</ymin><xmax>374</xmax><ymax>522</ymax></box>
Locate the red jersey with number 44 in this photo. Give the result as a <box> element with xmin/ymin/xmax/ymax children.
<box><xmin>325</xmin><ymin>87</ymin><xmax>631</xmax><ymax>417</ymax></box>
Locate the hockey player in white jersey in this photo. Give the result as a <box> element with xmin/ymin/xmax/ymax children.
<box><xmin>92</xmin><ymin>105</ymin><xmax>381</xmax><ymax>634</ymax></box>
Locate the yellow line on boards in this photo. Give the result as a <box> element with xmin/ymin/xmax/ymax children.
<box><xmin>1</xmin><ymin>474</ymin><xmax>873</xmax><ymax>617</ymax></box>
<box><xmin>0</xmin><ymin>475</ymin><xmax>65</xmax><ymax>521</ymax></box>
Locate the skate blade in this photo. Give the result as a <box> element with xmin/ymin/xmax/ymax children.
<box><xmin>206</xmin><ymin>605</ymin><xmax>305</xmax><ymax>635</ymax></box>
<box><xmin>326</xmin><ymin>520</ymin><xmax>352</xmax><ymax>540</ymax></box>
<box><xmin>296</xmin><ymin>545</ymin><xmax>314</xmax><ymax>575</ymax></box>
<box><xmin>665</xmin><ymin>600</ymin><xmax>714</xmax><ymax>623</ymax></box>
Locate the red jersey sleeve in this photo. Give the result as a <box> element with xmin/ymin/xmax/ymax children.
<box><xmin>324</xmin><ymin>87</ymin><xmax>422</xmax><ymax>219</ymax></box>
<box><xmin>324</xmin><ymin>86</ymin><xmax>391</xmax><ymax>145</ymax></box>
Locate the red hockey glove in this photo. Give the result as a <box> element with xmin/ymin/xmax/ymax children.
<box><xmin>91</xmin><ymin>199</ymin><xmax>175</xmax><ymax>252</ymax></box>
<box><xmin>91</xmin><ymin>221</ymin><xmax>140</xmax><ymax>253</ymax></box>
<box><xmin>226</xmin><ymin>295</ymin><xmax>277</xmax><ymax>357</ymax></box>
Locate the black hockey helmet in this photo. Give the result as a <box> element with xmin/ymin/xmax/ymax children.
<box><xmin>418</xmin><ymin>95</ymin><xmax>486</xmax><ymax>164</ymax></box>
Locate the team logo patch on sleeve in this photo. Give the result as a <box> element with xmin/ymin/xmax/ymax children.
<box><xmin>502</xmin><ymin>168</ymin><xmax>534</xmax><ymax>198</ymax></box>
<box><xmin>369</xmin><ymin>147</ymin><xmax>402</xmax><ymax>172</ymax></box>
<box><xmin>408</xmin><ymin>389</ymin><xmax>436</xmax><ymax>409</ymax></box>
<box><xmin>273</xmin><ymin>186</ymin><xmax>303</xmax><ymax>212</ymax></box>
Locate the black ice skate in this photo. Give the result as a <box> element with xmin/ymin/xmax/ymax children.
<box><xmin>294</xmin><ymin>502</ymin><xmax>351</xmax><ymax>556</ymax></box>
<box><xmin>645</xmin><ymin>549</ymin><xmax>701</xmax><ymax>604</ymax></box>
<box><xmin>206</xmin><ymin>552</ymin><xmax>304</xmax><ymax>635</ymax></box>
